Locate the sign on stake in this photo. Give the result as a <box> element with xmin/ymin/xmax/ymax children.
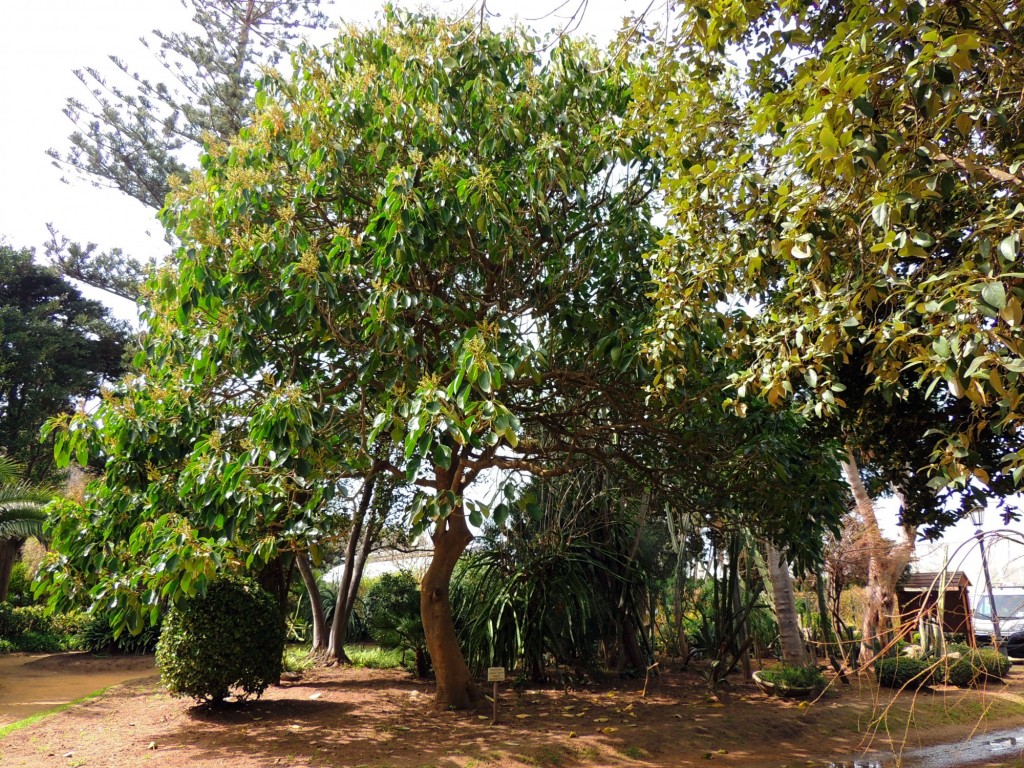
<box><xmin>487</xmin><ymin>667</ymin><xmax>505</xmax><ymax>724</ymax></box>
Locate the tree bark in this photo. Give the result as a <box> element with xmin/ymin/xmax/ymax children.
<box><xmin>730</xmin><ymin>555</ymin><xmax>752</xmax><ymax>680</ymax></box>
<box><xmin>0</xmin><ymin>537</ymin><xmax>23</xmax><ymax>602</ymax></box>
<box><xmin>766</xmin><ymin>541</ymin><xmax>808</xmax><ymax>667</ymax></box>
<box><xmin>815</xmin><ymin>571</ymin><xmax>849</xmax><ymax>683</ymax></box>
<box><xmin>257</xmin><ymin>553</ymin><xmax>292</xmax><ymax>635</ymax></box>
<box><xmin>842</xmin><ymin>448</ymin><xmax>916</xmax><ymax>665</ymax></box>
<box><xmin>421</xmin><ymin>507</ymin><xmax>480</xmax><ymax>709</ymax></box>
<box><xmin>295</xmin><ymin>552</ymin><xmax>327</xmax><ymax>652</ymax></box>
<box><xmin>327</xmin><ymin>472</ymin><xmax>379</xmax><ymax>662</ymax></box>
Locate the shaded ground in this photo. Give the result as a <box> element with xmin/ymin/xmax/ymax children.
<box><xmin>2</xmin><ymin>660</ymin><xmax>1024</xmax><ymax>767</ymax></box>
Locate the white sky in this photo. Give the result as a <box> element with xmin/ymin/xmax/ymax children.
<box><xmin>1</xmin><ymin>1</ymin><xmax>1021</xmax><ymax>587</ymax></box>
<box><xmin>0</xmin><ymin>1</ymin><xmax>649</xmax><ymax>317</ymax></box>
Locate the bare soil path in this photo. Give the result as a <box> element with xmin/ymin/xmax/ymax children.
<box><xmin>0</xmin><ymin>652</ymin><xmax>157</xmax><ymax>727</ymax></box>
<box><xmin>1</xmin><ymin>661</ymin><xmax>1024</xmax><ymax>767</ymax></box>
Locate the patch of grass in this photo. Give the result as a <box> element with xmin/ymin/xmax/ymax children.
<box><xmin>283</xmin><ymin>645</ymin><xmax>316</xmax><ymax>673</ymax></box>
<box><xmin>345</xmin><ymin>645</ymin><xmax>404</xmax><ymax>669</ymax></box>
<box><xmin>571</xmin><ymin>744</ymin><xmax>600</xmax><ymax>761</ymax></box>
<box><xmin>618</xmin><ymin>745</ymin><xmax>651</xmax><ymax>760</ymax></box>
<box><xmin>523</xmin><ymin>746</ymin><xmax>572</xmax><ymax>766</ymax></box>
<box><xmin>861</xmin><ymin>686</ymin><xmax>1024</xmax><ymax>735</ymax></box>
<box><xmin>0</xmin><ymin>687</ymin><xmax>110</xmax><ymax>740</ymax></box>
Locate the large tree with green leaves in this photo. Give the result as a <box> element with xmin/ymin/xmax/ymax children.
<box><xmin>0</xmin><ymin>244</ymin><xmax>127</xmax><ymax>482</ymax></box>
<box><xmin>636</xmin><ymin>0</ymin><xmax>1024</xmax><ymax>489</ymax></box>
<box><xmin>44</xmin><ymin>11</ymin><xmax>668</xmax><ymax>708</ymax></box>
<box><xmin>46</xmin><ymin>0</ymin><xmax>330</xmax><ymax>300</ymax></box>
<box><xmin>632</xmin><ymin>0</ymin><xmax>1023</xmax><ymax>662</ymax></box>
<box><xmin>0</xmin><ymin>244</ymin><xmax>124</xmax><ymax>600</ymax></box>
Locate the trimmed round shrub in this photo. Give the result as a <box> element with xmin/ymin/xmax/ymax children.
<box><xmin>944</xmin><ymin>649</ymin><xmax>1011</xmax><ymax>687</ymax></box>
<box><xmin>875</xmin><ymin>656</ymin><xmax>936</xmax><ymax>689</ymax></box>
<box><xmin>156</xmin><ymin>575</ymin><xmax>284</xmax><ymax>703</ymax></box>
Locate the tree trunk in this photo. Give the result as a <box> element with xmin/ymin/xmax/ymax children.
<box><xmin>766</xmin><ymin>541</ymin><xmax>808</xmax><ymax>667</ymax></box>
<box><xmin>327</xmin><ymin>472</ymin><xmax>379</xmax><ymax>662</ymax></box>
<box><xmin>0</xmin><ymin>537</ymin><xmax>23</xmax><ymax>602</ymax></box>
<box><xmin>421</xmin><ymin>508</ymin><xmax>480</xmax><ymax>709</ymax></box>
<box><xmin>815</xmin><ymin>571</ymin><xmax>849</xmax><ymax>683</ymax></box>
<box><xmin>295</xmin><ymin>552</ymin><xmax>327</xmax><ymax>652</ymax></box>
<box><xmin>842</xmin><ymin>448</ymin><xmax>916</xmax><ymax>665</ymax></box>
<box><xmin>257</xmin><ymin>553</ymin><xmax>292</xmax><ymax>635</ymax></box>
<box><xmin>730</xmin><ymin>556</ymin><xmax>752</xmax><ymax>680</ymax></box>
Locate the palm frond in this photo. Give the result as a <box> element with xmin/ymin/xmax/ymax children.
<box><xmin>0</xmin><ymin>481</ymin><xmax>53</xmax><ymax>508</ymax></box>
<box><xmin>0</xmin><ymin>453</ymin><xmax>54</xmax><ymax>543</ymax></box>
<box><xmin>0</xmin><ymin>505</ymin><xmax>48</xmax><ymax>541</ymax></box>
<box><xmin>0</xmin><ymin>454</ymin><xmax>26</xmax><ymax>487</ymax></box>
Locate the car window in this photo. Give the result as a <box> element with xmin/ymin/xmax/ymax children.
<box><xmin>976</xmin><ymin>594</ymin><xmax>1024</xmax><ymax>619</ymax></box>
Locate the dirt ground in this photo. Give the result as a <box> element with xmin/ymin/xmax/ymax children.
<box><xmin>2</xmin><ymin>656</ymin><xmax>1024</xmax><ymax>768</ymax></box>
<box><xmin>0</xmin><ymin>653</ymin><xmax>157</xmax><ymax>727</ymax></box>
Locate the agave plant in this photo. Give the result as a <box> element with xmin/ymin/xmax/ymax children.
<box><xmin>0</xmin><ymin>453</ymin><xmax>53</xmax><ymax>601</ymax></box>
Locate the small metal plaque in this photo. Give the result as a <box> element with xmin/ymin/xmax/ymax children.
<box><xmin>487</xmin><ymin>667</ymin><xmax>506</xmax><ymax>682</ymax></box>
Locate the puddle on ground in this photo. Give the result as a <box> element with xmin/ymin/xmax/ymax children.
<box><xmin>0</xmin><ymin>652</ymin><xmax>157</xmax><ymax>727</ymax></box>
<box><xmin>826</xmin><ymin>728</ymin><xmax>1024</xmax><ymax>768</ymax></box>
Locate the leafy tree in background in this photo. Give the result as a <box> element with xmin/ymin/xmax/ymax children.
<box><xmin>633</xmin><ymin>0</ymin><xmax>1023</xmax><ymax>662</ymax></box>
<box><xmin>46</xmin><ymin>0</ymin><xmax>330</xmax><ymax>299</ymax></box>
<box><xmin>636</xmin><ymin>0</ymin><xmax>1024</xmax><ymax>491</ymax></box>
<box><xmin>0</xmin><ymin>244</ymin><xmax>127</xmax><ymax>482</ymax></box>
<box><xmin>0</xmin><ymin>244</ymin><xmax>124</xmax><ymax>602</ymax></box>
<box><xmin>364</xmin><ymin>571</ymin><xmax>429</xmax><ymax>678</ymax></box>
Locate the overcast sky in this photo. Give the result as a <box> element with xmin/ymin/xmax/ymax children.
<box><xmin>1</xmin><ymin>1</ymin><xmax>1020</xmax><ymax>589</ymax></box>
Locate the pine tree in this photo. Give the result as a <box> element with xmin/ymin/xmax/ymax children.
<box><xmin>47</xmin><ymin>1</ymin><xmax>330</xmax><ymax>299</ymax></box>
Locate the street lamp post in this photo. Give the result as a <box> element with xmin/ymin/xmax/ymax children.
<box><xmin>970</xmin><ymin>506</ymin><xmax>1002</xmax><ymax>652</ymax></box>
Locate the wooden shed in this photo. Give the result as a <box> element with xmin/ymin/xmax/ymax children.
<box><xmin>896</xmin><ymin>571</ymin><xmax>973</xmax><ymax>637</ymax></box>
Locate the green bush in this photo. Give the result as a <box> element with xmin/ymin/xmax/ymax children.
<box><xmin>0</xmin><ymin>604</ymin><xmax>86</xmax><ymax>652</ymax></box>
<box><xmin>452</xmin><ymin>500</ymin><xmax>658</xmax><ymax>682</ymax></box>
<box><xmin>758</xmin><ymin>665</ymin><xmax>827</xmax><ymax>692</ymax></box>
<box><xmin>13</xmin><ymin>605</ymin><xmax>52</xmax><ymax>633</ymax></box>
<box><xmin>5</xmin><ymin>562</ymin><xmax>36</xmax><ymax>606</ymax></box>
<box><xmin>344</xmin><ymin>645</ymin><xmax>405</xmax><ymax>669</ymax></box>
<box><xmin>156</xmin><ymin>575</ymin><xmax>284</xmax><ymax>703</ymax></box>
<box><xmin>0</xmin><ymin>603</ymin><xmax>24</xmax><ymax>638</ymax></box>
<box><xmin>0</xmin><ymin>603</ymin><xmax>49</xmax><ymax>638</ymax></box>
<box><xmin>16</xmin><ymin>630</ymin><xmax>67</xmax><ymax>653</ymax></box>
<box><xmin>51</xmin><ymin>610</ymin><xmax>91</xmax><ymax>639</ymax></box>
<box><xmin>944</xmin><ymin>649</ymin><xmax>1011</xmax><ymax>687</ymax></box>
<box><xmin>80</xmin><ymin>613</ymin><xmax>160</xmax><ymax>655</ymax></box>
<box><xmin>875</xmin><ymin>656</ymin><xmax>936</xmax><ymax>689</ymax></box>
<box><xmin>0</xmin><ymin>638</ymin><xmax>16</xmax><ymax>654</ymax></box>
<box><xmin>363</xmin><ymin>571</ymin><xmax>429</xmax><ymax>677</ymax></box>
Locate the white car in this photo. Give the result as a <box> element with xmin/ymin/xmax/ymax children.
<box><xmin>974</xmin><ymin>588</ymin><xmax>1024</xmax><ymax>649</ymax></box>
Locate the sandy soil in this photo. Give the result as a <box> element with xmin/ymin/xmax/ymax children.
<box><xmin>1</xmin><ymin>660</ymin><xmax>1024</xmax><ymax>768</ymax></box>
<box><xmin>0</xmin><ymin>653</ymin><xmax>158</xmax><ymax>727</ymax></box>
